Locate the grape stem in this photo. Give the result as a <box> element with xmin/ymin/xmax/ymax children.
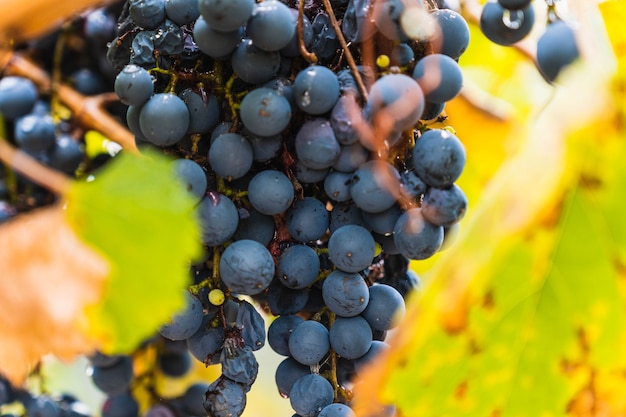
<box><xmin>0</xmin><ymin>136</ymin><xmax>71</xmax><ymax>195</ymax></box>
<box><xmin>320</xmin><ymin>0</ymin><xmax>369</xmax><ymax>101</ymax></box>
<box><xmin>1</xmin><ymin>51</ymin><xmax>139</xmax><ymax>154</ymax></box>
<box><xmin>297</xmin><ymin>0</ymin><xmax>318</xmax><ymax>64</ymax></box>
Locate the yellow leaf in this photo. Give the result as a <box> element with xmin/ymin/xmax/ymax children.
<box><xmin>0</xmin><ymin>206</ymin><xmax>109</xmax><ymax>385</ymax></box>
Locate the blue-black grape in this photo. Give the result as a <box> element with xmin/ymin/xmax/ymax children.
<box><xmin>288</xmin><ymin>320</ymin><xmax>330</xmax><ymax>366</ymax></box>
<box><xmin>391</xmin><ymin>43</ymin><xmax>415</xmax><ymax>66</ymax></box>
<box><xmin>324</xmin><ymin>171</ymin><xmax>353</xmax><ymax>203</ymax></box>
<box><xmin>330</xmin><ymin>95</ymin><xmax>360</xmax><ymax>146</ymax></box>
<box><xmin>295</xmin><ymin>118</ymin><xmax>341</xmax><ymax>170</ymax></box>
<box><xmin>48</xmin><ymin>135</ymin><xmax>83</xmax><ymax>174</ymax></box>
<box><xmin>268</xmin><ymin>315</ymin><xmax>305</xmax><ymax>356</ymax></box>
<box><xmin>203</xmin><ymin>376</ymin><xmax>247</xmax><ymax>417</ymax></box>
<box><xmin>158</xmin><ymin>350</ymin><xmax>191</xmax><ymax>377</ymax></box>
<box><xmin>233</xmin><ymin>208</ymin><xmax>275</xmax><ymax>246</ymax></box>
<box><xmin>361</xmin><ymin>284</ymin><xmax>406</xmax><ymax>331</ymax></box>
<box><xmin>293</xmin><ymin>65</ymin><xmax>340</xmax><ymax>115</ymax></box>
<box><xmin>431</xmin><ymin>9</ymin><xmax>470</xmax><ymax>60</ymax></box>
<box><xmin>421</xmin><ymin>184</ymin><xmax>467</xmax><ymax>227</ymax></box>
<box><xmin>536</xmin><ymin>20</ymin><xmax>579</xmax><ymax>83</ymax></box>
<box><xmin>235</xmin><ymin>300</ymin><xmax>266</xmax><ymax>351</ymax></box>
<box><xmin>289</xmin><ymin>374</ymin><xmax>334</xmax><ymax>417</ymax></box>
<box><xmin>231</xmin><ymin>39</ymin><xmax>281</xmax><ymax>85</ymax></box>
<box><xmin>101</xmin><ymin>394</ymin><xmax>139</xmax><ymax>417</ymax></box>
<box><xmin>310</xmin><ymin>12</ymin><xmax>340</xmax><ymax>62</ymax></box>
<box><xmin>247</xmin><ymin>1</ymin><xmax>296</xmax><ymax>51</ymax></box>
<box><xmin>179</xmin><ymin>88</ymin><xmax>219</xmax><ymax>134</ymax></box>
<box><xmin>14</xmin><ymin>114</ymin><xmax>55</xmax><ymax>153</ymax></box>
<box><xmin>243</xmin><ymin>128</ymin><xmax>283</xmax><ymax>162</ymax></box>
<box><xmin>412</xmin><ymin>54</ymin><xmax>463</xmax><ymax>104</ymax></box>
<box><xmin>342</xmin><ymin>0</ymin><xmax>375</xmax><ymax>42</ymax></box>
<box><xmin>373</xmin><ymin>0</ymin><xmax>419</xmax><ymax>41</ymax></box>
<box><xmin>186</xmin><ymin>322</ymin><xmax>225</xmax><ymax>364</ymax></box>
<box><xmin>286</xmin><ymin>197</ymin><xmax>329</xmax><ymax>243</ymax></box>
<box><xmin>364</xmin><ymin>74</ymin><xmax>424</xmax><ymax>147</ymax></box>
<box><xmin>180</xmin><ymin>383</ymin><xmax>209</xmax><ymax>416</ymax></box>
<box><xmin>393</xmin><ymin>207</ymin><xmax>444</xmax><ymax>260</ymax></box>
<box><xmin>129</xmin><ymin>0</ymin><xmax>166</xmax><ymax>29</ymax></box>
<box><xmin>240</xmin><ymin>87</ymin><xmax>291</xmax><ymax>137</ymax></box>
<box><xmin>129</xmin><ymin>31</ymin><xmax>156</xmax><ymax>67</ymax></box>
<box><xmin>70</xmin><ymin>68</ymin><xmax>107</xmax><ymax>95</ymax></box>
<box><xmin>412</xmin><ymin>128</ymin><xmax>465</xmax><ymax>188</ymax></box>
<box><xmin>277</xmin><ymin>244</ymin><xmax>321</xmax><ymax>289</ymax></box>
<box><xmin>295</xmin><ymin>161</ymin><xmax>331</xmax><ymax>184</ymax></box>
<box><xmin>83</xmin><ymin>8</ymin><xmax>117</xmax><ymax>40</ymax></box>
<box><xmin>114</xmin><ymin>65</ymin><xmax>153</xmax><ymax>106</ymax></box>
<box><xmin>267</xmin><ymin>279</ymin><xmax>310</xmax><ymax>315</ymax></box>
<box><xmin>172</xmin><ymin>158</ymin><xmax>207</xmax><ymax>202</ymax></box>
<box><xmin>322</xmin><ymin>270</ymin><xmax>369</xmax><ymax>317</ymax></box>
<box><xmin>275</xmin><ymin>357</ymin><xmax>310</xmax><ymax>397</ymax></box>
<box><xmin>196</xmin><ymin>192</ymin><xmax>239</xmax><ymax>246</ymax></box>
<box><xmin>318</xmin><ymin>403</ymin><xmax>357</xmax><ymax>417</ymax></box>
<box><xmin>480</xmin><ymin>1</ymin><xmax>535</xmax><ymax>46</ymax></box>
<box><xmin>164</xmin><ymin>0</ymin><xmax>199</xmax><ymax>25</ymax></box>
<box><xmin>352</xmin><ymin>340</ymin><xmax>390</xmax><ymax>375</ymax></box>
<box><xmin>350</xmin><ymin>160</ymin><xmax>400</xmax><ymax>213</ymax></box>
<box><xmin>198</xmin><ymin>0</ymin><xmax>254</xmax><ymax>32</ymax></box>
<box><xmin>91</xmin><ymin>355</ymin><xmax>134</xmax><ymax>395</ymax></box>
<box><xmin>400</xmin><ymin>169</ymin><xmax>428</xmax><ymax>201</ymax></box>
<box><xmin>139</xmin><ymin>93</ymin><xmax>189</xmax><ymax>146</ymax></box>
<box><xmin>329</xmin><ymin>316</ymin><xmax>372</xmax><ymax>359</ymax></box>
<box><xmin>208</xmin><ymin>133</ymin><xmax>253</xmax><ymax>180</ymax></box>
<box><xmin>247</xmin><ymin>169</ymin><xmax>294</xmax><ymax>216</ymax></box>
<box><xmin>159</xmin><ymin>291</ymin><xmax>204</xmax><ymax>340</ymax></box>
<box><xmin>193</xmin><ymin>16</ymin><xmax>243</xmax><ymax>59</ymax></box>
<box><xmin>220</xmin><ymin>344</ymin><xmax>259</xmax><ymax>385</ymax></box>
<box><xmin>362</xmin><ymin>204</ymin><xmax>403</xmax><ymax>235</ymax></box>
<box><xmin>333</xmin><ymin>142</ymin><xmax>369</xmax><ymax>172</ymax></box>
<box><xmin>421</xmin><ymin>101</ymin><xmax>446</xmax><ymax>120</ymax></box>
<box><xmin>0</xmin><ymin>76</ymin><xmax>38</xmax><ymax>119</ymax></box>
<box><xmin>219</xmin><ymin>239</ymin><xmax>275</xmax><ymax>295</ymax></box>
<box><xmin>329</xmin><ymin>202</ymin><xmax>367</xmax><ymax>233</ymax></box>
<box><xmin>328</xmin><ymin>224</ymin><xmax>376</xmax><ymax>273</ymax></box>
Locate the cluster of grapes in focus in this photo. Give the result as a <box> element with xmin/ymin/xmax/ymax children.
<box><xmin>0</xmin><ymin>0</ymin><xmax>581</xmax><ymax>417</ymax></box>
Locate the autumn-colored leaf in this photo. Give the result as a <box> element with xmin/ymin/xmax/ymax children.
<box><xmin>353</xmin><ymin>2</ymin><xmax>626</xmax><ymax>416</ymax></box>
<box><xmin>0</xmin><ymin>206</ymin><xmax>108</xmax><ymax>385</ymax></box>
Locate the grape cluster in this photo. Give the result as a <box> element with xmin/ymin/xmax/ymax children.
<box><xmin>103</xmin><ymin>0</ymin><xmax>474</xmax><ymax>415</ymax></box>
<box><xmin>479</xmin><ymin>0</ymin><xmax>580</xmax><ymax>82</ymax></box>
<box><xmin>0</xmin><ymin>3</ymin><xmax>125</xmax><ymax>221</ymax></box>
<box><xmin>0</xmin><ymin>375</ymin><xmax>92</xmax><ymax>417</ymax></box>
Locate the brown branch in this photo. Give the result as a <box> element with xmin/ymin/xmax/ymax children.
<box><xmin>0</xmin><ymin>0</ymin><xmax>119</xmax><ymax>43</ymax></box>
<box><xmin>321</xmin><ymin>0</ymin><xmax>369</xmax><ymax>101</ymax></box>
<box><xmin>0</xmin><ymin>138</ymin><xmax>71</xmax><ymax>195</ymax></box>
<box><xmin>2</xmin><ymin>52</ymin><xmax>139</xmax><ymax>154</ymax></box>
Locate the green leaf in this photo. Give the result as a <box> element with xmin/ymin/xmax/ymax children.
<box><xmin>65</xmin><ymin>150</ymin><xmax>202</xmax><ymax>353</ymax></box>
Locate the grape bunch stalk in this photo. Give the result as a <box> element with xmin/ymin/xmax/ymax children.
<box><xmin>0</xmin><ymin>0</ymin><xmax>582</xmax><ymax>416</ymax></box>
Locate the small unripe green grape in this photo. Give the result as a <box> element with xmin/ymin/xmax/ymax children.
<box><xmin>209</xmin><ymin>289</ymin><xmax>225</xmax><ymax>306</ymax></box>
